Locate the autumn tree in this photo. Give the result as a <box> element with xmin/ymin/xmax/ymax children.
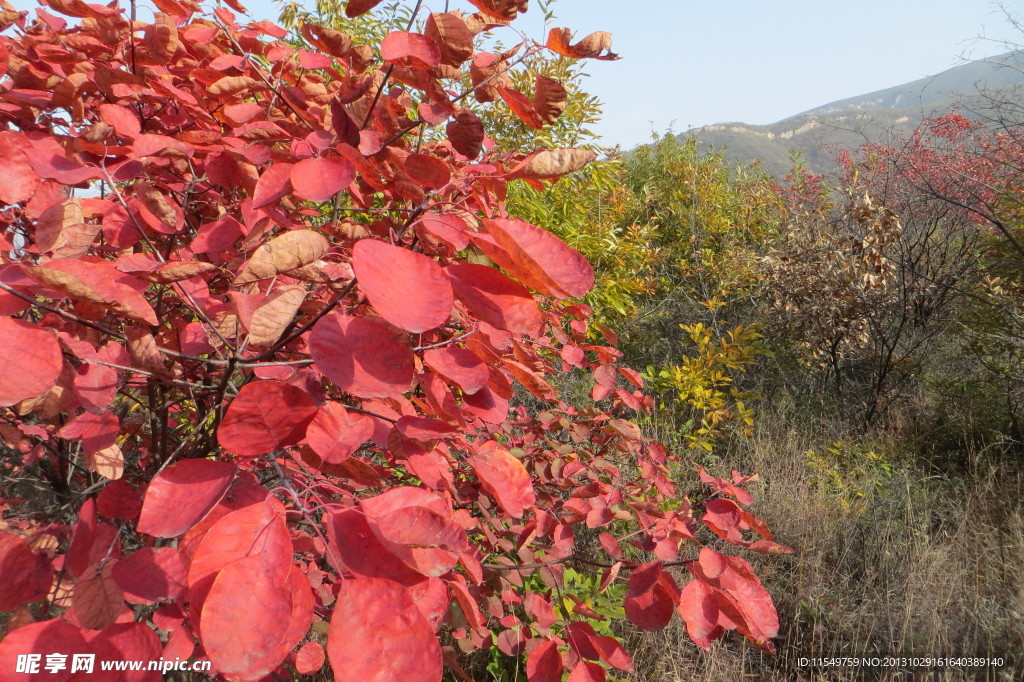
<box><xmin>0</xmin><ymin>1</ymin><xmax>789</xmax><ymax>680</ymax></box>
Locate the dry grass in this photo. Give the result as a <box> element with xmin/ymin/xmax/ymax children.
<box><xmin>626</xmin><ymin>403</ymin><xmax>1024</xmax><ymax>682</ymax></box>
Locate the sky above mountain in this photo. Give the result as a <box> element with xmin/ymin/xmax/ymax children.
<box><xmin>11</xmin><ymin>0</ymin><xmax>1020</xmax><ymax>149</ymax></box>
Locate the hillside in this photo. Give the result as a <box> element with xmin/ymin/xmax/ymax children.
<box><xmin>685</xmin><ymin>51</ymin><xmax>1024</xmax><ymax>176</ymax></box>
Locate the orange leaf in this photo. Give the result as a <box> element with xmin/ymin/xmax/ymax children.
<box><xmin>72</xmin><ymin>562</ymin><xmax>122</xmax><ymax>630</ymax></box>
<box><xmin>475</xmin><ymin>218</ymin><xmax>595</xmax><ymax>299</ymax></box>
<box><xmin>546</xmin><ymin>27</ymin><xmax>619</xmax><ymax>60</ymax></box>
<box><xmin>470</xmin><ymin>447</ymin><xmax>536</xmax><ymax>518</ymax></box>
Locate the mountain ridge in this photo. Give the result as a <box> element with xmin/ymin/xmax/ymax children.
<box><xmin>683</xmin><ymin>51</ymin><xmax>1024</xmax><ymax>176</ymax></box>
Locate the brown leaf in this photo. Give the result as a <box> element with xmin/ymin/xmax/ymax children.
<box><xmin>207</xmin><ymin>75</ymin><xmax>261</xmax><ymax>99</ymax></box>
<box><xmin>534</xmin><ymin>75</ymin><xmax>567</xmax><ymax>125</ymax></box>
<box><xmin>143</xmin><ymin>13</ymin><xmax>182</xmax><ymax>63</ymax></box>
<box><xmin>234</xmin><ymin>229</ymin><xmax>331</xmax><ymax>284</ymax></box>
<box><xmin>446</xmin><ymin>110</ymin><xmax>485</xmax><ymax>159</ymax></box>
<box><xmin>463</xmin><ymin>12</ymin><xmax>511</xmax><ymax>35</ymax></box>
<box><xmin>470</xmin><ymin>53</ymin><xmax>512</xmax><ymax>103</ymax></box>
<box><xmin>512</xmin><ymin>148</ymin><xmax>597</xmax><ymax>180</ymax></box>
<box><xmin>125</xmin><ymin>324</ymin><xmax>168</xmax><ymax>378</ymax></box>
<box><xmin>425</xmin><ymin>13</ymin><xmax>474</xmax><ymax>66</ymax></box>
<box><xmin>134</xmin><ymin>180</ymin><xmax>178</xmax><ymax>231</ymax></box>
<box><xmin>546</xmin><ymin>28</ymin><xmax>620</xmax><ymax>60</ymax></box>
<box><xmin>34</xmin><ymin>199</ymin><xmax>100</xmax><ymax>259</ymax></box>
<box><xmin>72</xmin><ymin>563</ymin><xmax>122</xmax><ymax>630</ymax></box>
<box><xmin>246</xmin><ymin>285</ymin><xmax>307</xmax><ymax>348</ymax></box>
<box><xmin>143</xmin><ymin>261</ymin><xmax>220</xmax><ymax>284</ymax></box>
<box><xmin>300</xmin><ymin>24</ymin><xmax>352</xmax><ymax>58</ymax></box>
<box><xmin>466</xmin><ymin>0</ymin><xmax>528</xmax><ymax>20</ymax></box>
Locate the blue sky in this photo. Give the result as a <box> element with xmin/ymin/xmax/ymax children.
<box><xmin>11</xmin><ymin>0</ymin><xmax>1023</xmax><ymax>148</ymax></box>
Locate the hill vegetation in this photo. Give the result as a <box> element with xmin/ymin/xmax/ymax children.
<box><xmin>686</xmin><ymin>50</ymin><xmax>1024</xmax><ymax>175</ymax></box>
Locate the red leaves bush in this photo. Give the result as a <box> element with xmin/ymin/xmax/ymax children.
<box><xmin>0</xmin><ymin>1</ymin><xmax>789</xmax><ymax>679</ymax></box>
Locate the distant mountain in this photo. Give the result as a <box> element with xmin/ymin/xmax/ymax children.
<box><xmin>685</xmin><ymin>51</ymin><xmax>1024</xmax><ymax>176</ymax></box>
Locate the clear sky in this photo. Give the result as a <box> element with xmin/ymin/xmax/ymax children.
<box><xmin>11</xmin><ymin>0</ymin><xmax>1023</xmax><ymax>148</ymax></box>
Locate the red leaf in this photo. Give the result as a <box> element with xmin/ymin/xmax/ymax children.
<box><xmin>396</xmin><ymin>415</ymin><xmax>457</xmax><ymax>441</ymax></box>
<box><xmin>564</xmin><ymin>621</ymin><xmax>601</xmax><ymax>660</ymax></box>
<box><xmin>291</xmin><ymin>156</ymin><xmax>356</xmax><ymax>202</ymax></box>
<box><xmin>499</xmin><ymin>87</ymin><xmax>544</xmax><ymax>129</ymax></box>
<box><xmin>310</xmin><ymin>314</ymin><xmax>415</xmax><ymax>398</ymax></box>
<box><xmin>702</xmin><ymin>498</ymin><xmax>745</xmax><ymax>543</ymax></box>
<box><xmin>747</xmin><ymin>539</ymin><xmax>794</xmax><ymax>555</ymax></box>
<box><xmin>306</xmin><ymin>401</ymin><xmax>374</xmax><ymax>464</ymax></box>
<box><xmin>467</xmin><ymin>0</ymin><xmax>528</xmax><ymax>19</ymax></box>
<box><xmin>476</xmin><ymin>218</ymin><xmax>594</xmax><ymax>299</ymax></box>
<box><xmin>328</xmin><ymin>577</ymin><xmax>442</xmax><ymax>681</ymax></box>
<box><xmin>225</xmin><ymin>564</ymin><xmax>313</xmax><ymax>680</ymax></box>
<box><xmin>589</xmin><ymin>633</ymin><xmax>633</xmax><ymax>672</ymax></box>
<box><xmin>217</xmin><ymin>380</ymin><xmax>318</xmax><ymax>457</ymax></box>
<box><xmin>417</xmin><ymin>214</ymin><xmax>470</xmax><ymax>250</ymax></box>
<box><xmin>404</xmin><ymin>153</ymin><xmax>452</xmax><ymax>189</ymax></box>
<box><xmin>698</xmin><ymin>546</ymin><xmax>726</xmax><ymax>579</ymax></box>
<box><xmin>87</xmin><ymin>622</ymin><xmax>162</xmax><ymax>681</ymax></box>
<box><xmin>381</xmin><ymin>31</ymin><xmax>441</xmax><ymax>69</ymax></box>
<box><xmin>296</xmin><ymin>641</ymin><xmax>326</xmax><ymax>675</ymax></box>
<box><xmin>186</xmin><ymin>499</ymin><xmax>293</xmax><ymax>617</ymax></box>
<box><xmin>684</xmin><ymin>552</ymin><xmax>780</xmax><ymax>653</ymax></box>
<box><xmin>0</xmin><ymin>620</ymin><xmax>88</xmax><ymax>682</ymax></box>
<box><xmin>424</xmin><ymin>346</ymin><xmax>489</xmax><ymax>394</ymax></box>
<box><xmin>345</xmin><ymin>0</ymin><xmax>385</xmax><ymax>17</ymax></box>
<box><xmin>624</xmin><ymin>561</ymin><xmax>679</xmax><ymax>631</ymax></box>
<box><xmin>425</xmin><ymin>12</ymin><xmax>474</xmax><ymax>66</ymax></box>
<box><xmin>26</xmin><ymin>147</ymin><xmax>100</xmax><ymax>184</ymax></box>
<box><xmin>677</xmin><ymin>578</ymin><xmax>723</xmax><ymax>649</ymax></box>
<box><xmin>59</xmin><ymin>411</ymin><xmax>119</xmax><ymax>453</ymax></box>
<box><xmin>74</xmin><ymin>363</ymin><xmax>118</xmax><ymax>413</ymax></box>
<box><xmin>567</xmin><ymin>661</ymin><xmax>607</xmax><ymax>682</ymax></box>
<box><xmin>462</xmin><ymin>384</ymin><xmax>510</xmax><ymax>424</ymax></box>
<box><xmin>716</xmin><ymin>556</ymin><xmax>779</xmax><ymax>652</ymax></box>
<box><xmin>0</xmin><ymin>131</ymin><xmax>41</xmax><ymax>204</ymax></box>
<box><xmin>526</xmin><ymin>640</ymin><xmax>563</xmax><ymax>682</ymax></box>
<box><xmin>0</xmin><ymin>318</ymin><xmax>62</xmax><ymax>407</ymax></box>
<box><xmin>325</xmin><ymin>507</ymin><xmax>423</xmax><ymax>582</ymax></box>
<box><xmin>99</xmin><ymin>104</ymin><xmax>142</xmax><ymax>137</ymax></box>
<box><xmin>252</xmin><ymin>163</ymin><xmax>294</xmax><ymax>208</ymax></box>
<box><xmin>361</xmin><ymin>487</ymin><xmax>466</xmax><ymax>576</ymax></box>
<box><xmin>699</xmin><ymin>466</ymin><xmax>755</xmax><ymax>505</ymax></box>
<box><xmin>470</xmin><ymin>447</ymin><xmax>536</xmax><ymax>518</ymax></box>
<box><xmin>446</xmin><ymin>263</ymin><xmax>543</xmax><ymax>334</ymax></box>
<box><xmin>136</xmin><ymin>459</ymin><xmax>236</xmax><ymax>538</ymax></box>
<box><xmin>200</xmin><ymin>554</ymin><xmax>296</xmax><ymax>676</ymax></box>
<box><xmin>352</xmin><ymin>239</ymin><xmax>454</xmax><ymax>333</ymax></box>
<box><xmin>192</xmin><ymin>215</ymin><xmax>243</xmax><ymax>253</ymax></box>
<box><xmin>0</xmin><ymin>532</ymin><xmax>52</xmax><ymax>611</ymax></box>
<box><xmin>67</xmin><ymin>499</ymin><xmax>118</xmax><ymax>578</ymax></box>
<box><xmin>95</xmin><ymin>477</ymin><xmax>141</xmax><ymax>520</ymax></box>
<box><xmin>111</xmin><ymin>547</ymin><xmax>186</xmax><ymax>604</ymax></box>
<box><xmin>132</xmin><ymin>133</ymin><xmax>194</xmax><ymax>158</ymax></box>
<box><xmin>534</xmin><ymin>75</ymin><xmax>567</xmax><ymax>124</ymax></box>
